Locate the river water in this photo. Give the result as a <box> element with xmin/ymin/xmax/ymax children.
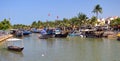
<box><xmin>0</xmin><ymin>33</ymin><xmax>120</xmax><ymax>61</ymax></box>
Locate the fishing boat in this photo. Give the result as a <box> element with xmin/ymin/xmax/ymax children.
<box><xmin>7</xmin><ymin>45</ymin><xmax>24</xmax><ymax>52</ymax></box>
<box><xmin>54</xmin><ymin>28</ymin><xmax>68</xmax><ymax>38</ymax></box>
<box><xmin>23</xmin><ymin>30</ymin><xmax>31</xmax><ymax>35</ymax></box>
<box><xmin>15</xmin><ymin>30</ymin><xmax>23</xmax><ymax>37</ymax></box>
<box><xmin>69</xmin><ymin>31</ymin><xmax>82</xmax><ymax>36</ymax></box>
<box><xmin>55</xmin><ymin>32</ymin><xmax>68</xmax><ymax>38</ymax></box>
<box><xmin>31</xmin><ymin>28</ymin><xmax>41</xmax><ymax>33</ymax></box>
<box><xmin>6</xmin><ymin>38</ymin><xmax>24</xmax><ymax>52</ymax></box>
<box><xmin>39</xmin><ymin>29</ymin><xmax>48</xmax><ymax>39</ymax></box>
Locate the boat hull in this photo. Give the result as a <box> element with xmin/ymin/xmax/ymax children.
<box><xmin>55</xmin><ymin>32</ymin><xmax>68</xmax><ymax>38</ymax></box>
<box><xmin>8</xmin><ymin>46</ymin><xmax>24</xmax><ymax>52</ymax></box>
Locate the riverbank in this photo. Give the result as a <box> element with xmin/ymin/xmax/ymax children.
<box><xmin>0</xmin><ymin>34</ymin><xmax>13</xmax><ymax>42</ymax></box>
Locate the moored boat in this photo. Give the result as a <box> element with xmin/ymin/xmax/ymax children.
<box><xmin>31</xmin><ymin>28</ymin><xmax>41</xmax><ymax>33</ymax></box>
<box><xmin>23</xmin><ymin>30</ymin><xmax>31</xmax><ymax>35</ymax></box>
<box><xmin>6</xmin><ymin>38</ymin><xmax>24</xmax><ymax>52</ymax></box>
<box><xmin>16</xmin><ymin>31</ymin><xmax>23</xmax><ymax>37</ymax></box>
<box><xmin>8</xmin><ymin>46</ymin><xmax>24</xmax><ymax>52</ymax></box>
<box><xmin>55</xmin><ymin>32</ymin><xmax>68</xmax><ymax>38</ymax></box>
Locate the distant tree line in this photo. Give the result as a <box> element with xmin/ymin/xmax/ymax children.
<box><xmin>0</xmin><ymin>4</ymin><xmax>120</xmax><ymax>30</ymax></box>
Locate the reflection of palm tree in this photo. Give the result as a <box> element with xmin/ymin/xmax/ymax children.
<box><xmin>92</xmin><ymin>4</ymin><xmax>102</xmax><ymax>19</ymax></box>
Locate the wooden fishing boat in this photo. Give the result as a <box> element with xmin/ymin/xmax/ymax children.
<box><xmin>55</xmin><ymin>32</ymin><xmax>68</xmax><ymax>38</ymax></box>
<box><xmin>31</xmin><ymin>29</ymin><xmax>41</xmax><ymax>33</ymax></box>
<box><xmin>6</xmin><ymin>38</ymin><xmax>24</xmax><ymax>52</ymax></box>
<box><xmin>23</xmin><ymin>30</ymin><xmax>31</xmax><ymax>35</ymax></box>
<box><xmin>8</xmin><ymin>46</ymin><xmax>24</xmax><ymax>52</ymax></box>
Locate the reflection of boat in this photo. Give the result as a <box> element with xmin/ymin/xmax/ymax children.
<box><xmin>6</xmin><ymin>38</ymin><xmax>24</xmax><ymax>52</ymax></box>
<box><xmin>39</xmin><ymin>36</ymin><xmax>48</xmax><ymax>39</ymax></box>
<box><xmin>39</xmin><ymin>34</ymin><xmax>54</xmax><ymax>39</ymax></box>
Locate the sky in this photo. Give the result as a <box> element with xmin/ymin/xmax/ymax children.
<box><xmin>0</xmin><ymin>0</ymin><xmax>120</xmax><ymax>25</ymax></box>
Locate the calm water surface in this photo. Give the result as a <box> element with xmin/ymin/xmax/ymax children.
<box><xmin>0</xmin><ymin>34</ymin><xmax>120</xmax><ymax>61</ymax></box>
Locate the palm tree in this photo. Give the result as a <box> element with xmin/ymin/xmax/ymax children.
<box><xmin>70</xmin><ymin>17</ymin><xmax>78</xmax><ymax>27</ymax></box>
<box><xmin>78</xmin><ymin>13</ymin><xmax>88</xmax><ymax>26</ymax></box>
<box><xmin>92</xmin><ymin>4</ymin><xmax>102</xmax><ymax>19</ymax></box>
<box><xmin>90</xmin><ymin>16</ymin><xmax>97</xmax><ymax>26</ymax></box>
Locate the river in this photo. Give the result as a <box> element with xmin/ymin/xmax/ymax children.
<box><xmin>0</xmin><ymin>33</ymin><xmax>120</xmax><ymax>61</ymax></box>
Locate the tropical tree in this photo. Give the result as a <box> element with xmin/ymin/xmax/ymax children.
<box><xmin>109</xmin><ymin>18</ymin><xmax>120</xmax><ymax>30</ymax></box>
<box><xmin>13</xmin><ymin>24</ymin><xmax>25</xmax><ymax>29</ymax></box>
<box><xmin>70</xmin><ymin>17</ymin><xmax>79</xmax><ymax>27</ymax></box>
<box><xmin>92</xmin><ymin>4</ymin><xmax>102</xmax><ymax>19</ymax></box>
<box><xmin>37</xmin><ymin>20</ymin><xmax>43</xmax><ymax>28</ymax></box>
<box><xmin>77</xmin><ymin>13</ymin><xmax>88</xmax><ymax>26</ymax></box>
<box><xmin>47</xmin><ymin>21</ymin><xmax>55</xmax><ymax>27</ymax></box>
<box><xmin>110</xmin><ymin>18</ymin><xmax>120</xmax><ymax>26</ymax></box>
<box><xmin>0</xmin><ymin>19</ymin><xmax>12</xmax><ymax>30</ymax></box>
<box><xmin>62</xmin><ymin>18</ymin><xmax>70</xmax><ymax>27</ymax></box>
<box><xmin>0</xmin><ymin>22</ymin><xmax>3</xmax><ymax>29</ymax></box>
<box><xmin>89</xmin><ymin>16</ymin><xmax>97</xmax><ymax>26</ymax></box>
<box><xmin>31</xmin><ymin>21</ymin><xmax>37</xmax><ymax>28</ymax></box>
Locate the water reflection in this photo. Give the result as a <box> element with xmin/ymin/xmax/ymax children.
<box><xmin>0</xmin><ymin>48</ymin><xmax>24</xmax><ymax>61</ymax></box>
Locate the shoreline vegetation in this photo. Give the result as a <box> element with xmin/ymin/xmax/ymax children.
<box><xmin>0</xmin><ymin>4</ymin><xmax>120</xmax><ymax>40</ymax></box>
<box><xmin>0</xmin><ymin>4</ymin><xmax>119</xmax><ymax>31</ymax></box>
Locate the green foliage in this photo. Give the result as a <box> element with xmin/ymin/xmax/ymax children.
<box><xmin>89</xmin><ymin>16</ymin><xmax>97</xmax><ymax>26</ymax></box>
<box><xmin>92</xmin><ymin>4</ymin><xmax>102</xmax><ymax>18</ymax></box>
<box><xmin>31</xmin><ymin>21</ymin><xmax>37</xmax><ymax>28</ymax></box>
<box><xmin>12</xmin><ymin>24</ymin><xmax>30</xmax><ymax>29</ymax></box>
<box><xmin>110</xmin><ymin>18</ymin><xmax>120</xmax><ymax>26</ymax></box>
<box><xmin>69</xmin><ymin>17</ymin><xmax>78</xmax><ymax>26</ymax></box>
<box><xmin>0</xmin><ymin>19</ymin><xmax>12</xmax><ymax>30</ymax></box>
<box><xmin>77</xmin><ymin>13</ymin><xmax>88</xmax><ymax>26</ymax></box>
<box><xmin>29</xmin><ymin>12</ymin><xmax>97</xmax><ymax>28</ymax></box>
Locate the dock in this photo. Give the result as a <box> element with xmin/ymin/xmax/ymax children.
<box><xmin>0</xmin><ymin>34</ymin><xmax>13</xmax><ymax>42</ymax></box>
